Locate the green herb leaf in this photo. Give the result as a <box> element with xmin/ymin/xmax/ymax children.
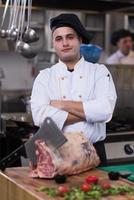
<box><xmin>37</xmin><ymin>184</ymin><xmax>134</xmax><ymax>200</ymax></box>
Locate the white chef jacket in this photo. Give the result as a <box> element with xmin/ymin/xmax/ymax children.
<box><xmin>31</xmin><ymin>57</ymin><xmax>117</xmax><ymax>143</ymax></box>
<box><xmin>121</xmin><ymin>51</ymin><xmax>134</xmax><ymax>64</ymax></box>
<box><xmin>106</xmin><ymin>50</ymin><xmax>134</xmax><ymax>65</ymax></box>
<box><xmin>106</xmin><ymin>50</ymin><xmax>125</xmax><ymax>64</ymax></box>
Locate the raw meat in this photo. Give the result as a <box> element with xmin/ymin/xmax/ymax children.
<box><xmin>29</xmin><ymin>132</ymin><xmax>100</xmax><ymax>178</ymax></box>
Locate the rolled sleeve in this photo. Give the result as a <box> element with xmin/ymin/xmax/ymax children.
<box><xmin>31</xmin><ymin>69</ymin><xmax>68</xmax><ymax>130</ymax></box>
<box><xmin>83</xmin><ymin>64</ymin><xmax>117</xmax><ymax>123</ymax></box>
<box><xmin>31</xmin><ymin>102</ymin><xmax>68</xmax><ymax>129</ymax></box>
<box><xmin>42</xmin><ymin>105</ymin><xmax>68</xmax><ymax>129</ymax></box>
<box><xmin>83</xmin><ymin>98</ymin><xmax>113</xmax><ymax>123</ymax></box>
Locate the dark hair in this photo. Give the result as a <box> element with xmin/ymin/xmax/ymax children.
<box><xmin>111</xmin><ymin>29</ymin><xmax>132</xmax><ymax>46</ymax></box>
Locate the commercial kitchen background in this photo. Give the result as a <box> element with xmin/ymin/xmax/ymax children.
<box><xmin>0</xmin><ymin>0</ymin><xmax>134</xmax><ymax>166</ymax></box>
<box><xmin>1</xmin><ymin>7</ymin><xmax>134</xmax><ymax>92</ymax></box>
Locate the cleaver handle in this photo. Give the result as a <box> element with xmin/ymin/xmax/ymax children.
<box><xmin>0</xmin><ymin>144</ymin><xmax>26</xmax><ymax>171</ymax></box>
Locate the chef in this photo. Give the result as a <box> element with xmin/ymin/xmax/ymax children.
<box><xmin>106</xmin><ymin>29</ymin><xmax>134</xmax><ymax>64</ymax></box>
<box><xmin>30</xmin><ymin>13</ymin><xmax>117</xmax><ymax>166</ymax></box>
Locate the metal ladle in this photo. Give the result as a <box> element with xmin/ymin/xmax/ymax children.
<box><xmin>0</xmin><ymin>29</ymin><xmax>7</xmax><ymax>38</ymax></box>
<box><xmin>9</xmin><ymin>28</ymin><xmax>19</xmax><ymax>40</ymax></box>
<box><xmin>0</xmin><ymin>0</ymin><xmax>19</xmax><ymax>40</ymax></box>
<box><xmin>16</xmin><ymin>0</ymin><xmax>37</xmax><ymax>58</ymax></box>
<box><xmin>6</xmin><ymin>0</ymin><xmax>15</xmax><ymax>39</ymax></box>
<box><xmin>16</xmin><ymin>40</ymin><xmax>37</xmax><ymax>58</ymax></box>
<box><xmin>22</xmin><ymin>0</ymin><xmax>39</xmax><ymax>43</ymax></box>
<box><xmin>23</xmin><ymin>27</ymin><xmax>39</xmax><ymax>43</ymax></box>
<box><xmin>0</xmin><ymin>0</ymin><xmax>10</xmax><ymax>38</ymax></box>
<box><xmin>8</xmin><ymin>0</ymin><xmax>20</xmax><ymax>41</ymax></box>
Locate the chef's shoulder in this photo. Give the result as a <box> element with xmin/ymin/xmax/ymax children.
<box><xmin>85</xmin><ymin>60</ymin><xmax>110</xmax><ymax>78</ymax></box>
<box><xmin>35</xmin><ymin>63</ymin><xmax>60</xmax><ymax>81</ymax></box>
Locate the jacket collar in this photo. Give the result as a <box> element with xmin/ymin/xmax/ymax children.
<box><xmin>59</xmin><ymin>56</ymin><xmax>85</xmax><ymax>71</ymax></box>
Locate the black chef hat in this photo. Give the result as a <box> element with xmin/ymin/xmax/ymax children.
<box><xmin>50</xmin><ymin>13</ymin><xmax>92</xmax><ymax>44</ymax></box>
<box><xmin>111</xmin><ymin>29</ymin><xmax>132</xmax><ymax>46</ymax></box>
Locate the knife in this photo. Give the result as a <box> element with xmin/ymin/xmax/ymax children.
<box><xmin>0</xmin><ymin>117</ymin><xmax>68</xmax><ymax>171</ymax></box>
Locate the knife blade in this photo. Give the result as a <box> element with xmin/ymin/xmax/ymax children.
<box><xmin>0</xmin><ymin>117</ymin><xmax>68</xmax><ymax>171</ymax></box>
<box><xmin>25</xmin><ymin>117</ymin><xmax>68</xmax><ymax>165</ymax></box>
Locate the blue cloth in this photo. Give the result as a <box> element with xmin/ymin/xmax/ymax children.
<box><xmin>80</xmin><ymin>44</ymin><xmax>102</xmax><ymax>63</ymax></box>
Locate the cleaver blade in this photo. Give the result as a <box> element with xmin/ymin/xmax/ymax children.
<box><xmin>25</xmin><ymin>117</ymin><xmax>68</xmax><ymax>165</ymax></box>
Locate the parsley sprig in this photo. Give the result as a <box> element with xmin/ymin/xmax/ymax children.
<box><xmin>38</xmin><ymin>184</ymin><xmax>134</xmax><ymax>200</ymax></box>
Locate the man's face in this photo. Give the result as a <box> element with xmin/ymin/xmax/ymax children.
<box><xmin>117</xmin><ymin>36</ymin><xmax>133</xmax><ymax>55</ymax></box>
<box><xmin>52</xmin><ymin>27</ymin><xmax>82</xmax><ymax>63</ymax></box>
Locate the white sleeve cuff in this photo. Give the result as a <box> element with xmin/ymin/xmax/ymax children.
<box><xmin>41</xmin><ymin>105</ymin><xmax>68</xmax><ymax>130</ymax></box>
<box><xmin>83</xmin><ymin>98</ymin><xmax>113</xmax><ymax>123</ymax></box>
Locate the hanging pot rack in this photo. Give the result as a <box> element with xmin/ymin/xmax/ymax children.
<box><xmin>0</xmin><ymin>0</ymin><xmax>39</xmax><ymax>58</ymax></box>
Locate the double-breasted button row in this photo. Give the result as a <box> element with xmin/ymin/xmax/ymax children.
<box><xmin>60</xmin><ymin>76</ymin><xmax>83</xmax><ymax>80</ymax></box>
<box><xmin>62</xmin><ymin>95</ymin><xmax>82</xmax><ymax>99</ymax></box>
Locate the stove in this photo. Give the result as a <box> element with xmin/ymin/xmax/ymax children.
<box><xmin>105</xmin><ymin>118</ymin><xmax>134</xmax><ymax>166</ymax></box>
<box><xmin>0</xmin><ymin>121</ymin><xmax>38</xmax><ymax>168</ymax></box>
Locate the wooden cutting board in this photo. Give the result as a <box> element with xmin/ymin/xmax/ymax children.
<box><xmin>0</xmin><ymin>167</ymin><xmax>134</xmax><ymax>200</ymax></box>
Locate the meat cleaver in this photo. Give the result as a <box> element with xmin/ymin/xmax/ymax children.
<box><xmin>0</xmin><ymin>117</ymin><xmax>68</xmax><ymax>171</ymax></box>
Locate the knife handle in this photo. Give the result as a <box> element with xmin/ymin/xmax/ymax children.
<box><xmin>0</xmin><ymin>144</ymin><xmax>26</xmax><ymax>171</ymax></box>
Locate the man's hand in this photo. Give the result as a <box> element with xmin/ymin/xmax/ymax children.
<box><xmin>50</xmin><ymin>100</ymin><xmax>64</xmax><ymax>110</ymax></box>
<box><xmin>50</xmin><ymin>100</ymin><xmax>85</xmax><ymax>126</ymax></box>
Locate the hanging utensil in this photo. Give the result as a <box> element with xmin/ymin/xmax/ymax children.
<box><xmin>8</xmin><ymin>0</ymin><xmax>20</xmax><ymax>41</ymax></box>
<box><xmin>23</xmin><ymin>0</ymin><xmax>39</xmax><ymax>43</ymax></box>
<box><xmin>23</xmin><ymin>27</ymin><xmax>39</xmax><ymax>43</ymax></box>
<box><xmin>0</xmin><ymin>29</ymin><xmax>7</xmax><ymax>38</ymax></box>
<box><xmin>0</xmin><ymin>0</ymin><xmax>10</xmax><ymax>38</ymax></box>
<box><xmin>16</xmin><ymin>40</ymin><xmax>37</xmax><ymax>58</ymax></box>
<box><xmin>1</xmin><ymin>0</ymin><xmax>38</xmax><ymax>58</ymax></box>
<box><xmin>16</xmin><ymin>0</ymin><xmax>34</xmax><ymax>57</ymax></box>
<box><xmin>1</xmin><ymin>0</ymin><xmax>20</xmax><ymax>40</ymax></box>
<box><xmin>16</xmin><ymin>0</ymin><xmax>37</xmax><ymax>58</ymax></box>
<box><xmin>6</xmin><ymin>0</ymin><xmax>15</xmax><ymax>39</ymax></box>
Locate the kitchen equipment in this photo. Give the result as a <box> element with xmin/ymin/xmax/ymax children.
<box><xmin>0</xmin><ymin>117</ymin><xmax>68</xmax><ymax>171</ymax></box>
<box><xmin>16</xmin><ymin>40</ymin><xmax>37</xmax><ymax>58</ymax></box>
<box><xmin>6</xmin><ymin>0</ymin><xmax>19</xmax><ymax>41</ymax></box>
<box><xmin>105</xmin><ymin>114</ymin><xmax>134</xmax><ymax>166</ymax></box>
<box><xmin>0</xmin><ymin>0</ymin><xmax>39</xmax><ymax>58</ymax></box>
<box><xmin>104</xmin><ymin>65</ymin><xmax>134</xmax><ymax>166</ymax></box>
<box><xmin>15</xmin><ymin>0</ymin><xmax>38</xmax><ymax>58</ymax></box>
<box><xmin>23</xmin><ymin>28</ymin><xmax>39</xmax><ymax>43</ymax></box>
<box><xmin>105</xmin><ymin>132</ymin><xmax>134</xmax><ymax>165</ymax></box>
<box><xmin>0</xmin><ymin>29</ymin><xmax>7</xmax><ymax>38</ymax></box>
<box><xmin>22</xmin><ymin>0</ymin><xmax>39</xmax><ymax>43</ymax></box>
<box><xmin>1</xmin><ymin>113</ymin><xmax>33</xmax><ymax>125</ymax></box>
<box><xmin>0</xmin><ymin>0</ymin><xmax>10</xmax><ymax>38</ymax></box>
<box><xmin>105</xmin><ymin>119</ymin><xmax>134</xmax><ymax>165</ymax></box>
<box><xmin>9</xmin><ymin>119</ymin><xmax>33</xmax><ymax>129</ymax></box>
<box><xmin>0</xmin><ymin>68</ymin><xmax>5</xmax><ymax>137</ymax></box>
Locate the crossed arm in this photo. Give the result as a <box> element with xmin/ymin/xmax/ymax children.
<box><xmin>50</xmin><ymin>100</ymin><xmax>86</xmax><ymax>126</ymax></box>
